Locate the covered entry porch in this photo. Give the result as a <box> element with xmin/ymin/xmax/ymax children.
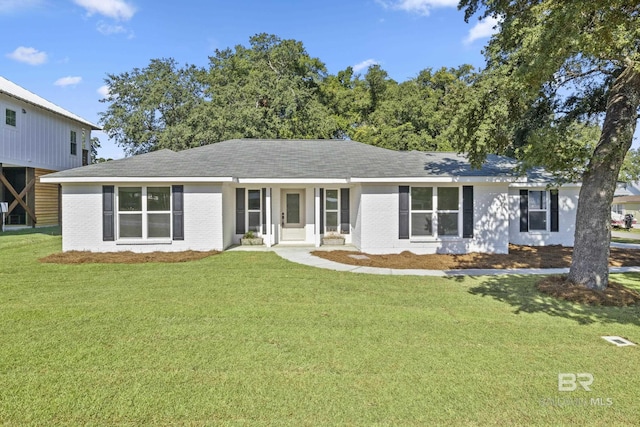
<box><xmin>230</xmin><ymin>184</ymin><xmax>353</xmax><ymax>248</ymax></box>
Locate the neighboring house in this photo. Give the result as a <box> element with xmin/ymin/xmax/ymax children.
<box><xmin>0</xmin><ymin>76</ymin><xmax>100</xmax><ymax>227</ymax></box>
<box><xmin>41</xmin><ymin>139</ymin><xmax>580</xmax><ymax>254</ymax></box>
<box><xmin>613</xmin><ymin>182</ymin><xmax>640</xmax><ymax>224</ymax></box>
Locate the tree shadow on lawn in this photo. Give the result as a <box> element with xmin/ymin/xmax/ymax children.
<box><xmin>466</xmin><ymin>274</ymin><xmax>640</xmax><ymax>327</ymax></box>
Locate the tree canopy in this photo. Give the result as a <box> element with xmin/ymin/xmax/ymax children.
<box><xmin>456</xmin><ymin>0</ymin><xmax>640</xmax><ymax>289</ymax></box>
<box><xmin>99</xmin><ymin>33</ymin><xmax>474</xmax><ymax>155</ymax></box>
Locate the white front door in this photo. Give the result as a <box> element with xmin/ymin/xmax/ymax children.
<box><xmin>281</xmin><ymin>190</ymin><xmax>305</xmax><ymax>241</ymax></box>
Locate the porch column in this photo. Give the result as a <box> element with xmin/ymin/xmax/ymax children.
<box><xmin>265</xmin><ymin>187</ymin><xmax>272</xmax><ymax>248</ymax></box>
<box><xmin>314</xmin><ymin>187</ymin><xmax>321</xmax><ymax>247</ymax></box>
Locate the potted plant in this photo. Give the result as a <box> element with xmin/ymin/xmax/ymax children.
<box><xmin>241</xmin><ymin>230</ymin><xmax>264</xmax><ymax>245</ymax></box>
<box><xmin>322</xmin><ymin>232</ymin><xmax>345</xmax><ymax>245</ymax></box>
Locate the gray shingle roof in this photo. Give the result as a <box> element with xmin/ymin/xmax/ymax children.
<box><xmin>44</xmin><ymin>138</ymin><xmax>549</xmax><ymax>181</ymax></box>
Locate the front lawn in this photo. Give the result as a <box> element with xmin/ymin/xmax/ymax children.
<box><xmin>1</xmin><ymin>232</ymin><xmax>640</xmax><ymax>425</ymax></box>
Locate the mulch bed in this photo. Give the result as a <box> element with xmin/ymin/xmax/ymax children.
<box><xmin>312</xmin><ymin>244</ymin><xmax>640</xmax><ymax>270</ymax></box>
<box><xmin>537</xmin><ymin>275</ymin><xmax>640</xmax><ymax>306</ymax></box>
<box><xmin>39</xmin><ymin>250</ymin><xmax>220</xmax><ymax>264</ymax></box>
<box><xmin>312</xmin><ymin>244</ymin><xmax>640</xmax><ymax>306</ymax></box>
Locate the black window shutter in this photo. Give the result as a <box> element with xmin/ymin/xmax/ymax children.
<box><xmin>550</xmin><ymin>189</ymin><xmax>559</xmax><ymax>232</ymax></box>
<box><xmin>399</xmin><ymin>186</ymin><xmax>410</xmax><ymax>239</ymax></box>
<box><xmin>520</xmin><ymin>189</ymin><xmax>529</xmax><ymax>232</ymax></box>
<box><xmin>462</xmin><ymin>186</ymin><xmax>474</xmax><ymax>238</ymax></box>
<box><xmin>102</xmin><ymin>185</ymin><xmax>114</xmax><ymax>241</ymax></box>
<box><xmin>261</xmin><ymin>188</ymin><xmax>267</xmax><ymax>235</ymax></box>
<box><xmin>172</xmin><ymin>185</ymin><xmax>184</xmax><ymax>240</ymax></box>
<box><xmin>340</xmin><ymin>188</ymin><xmax>350</xmax><ymax>234</ymax></box>
<box><xmin>319</xmin><ymin>188</ymin><xmax>324</xmax><ymax>233</ymax></box>
<box><xmin>236</xmin><ymin>188</ymin><xmax>245</xmax><ymax>235</ymax></box>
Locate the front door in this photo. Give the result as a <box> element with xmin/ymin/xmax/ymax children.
<box><xmin>281</xmin><ymin>190</ymin><xmax>305</xmax><ymax>241</ymax></box>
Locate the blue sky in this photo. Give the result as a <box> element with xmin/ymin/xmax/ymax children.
<box><xmin>1</xmin><ymin>0</ymin><xmax>500</xmax><ymax>160</ymax></box>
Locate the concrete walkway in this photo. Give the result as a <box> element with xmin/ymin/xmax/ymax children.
<box><xmin>228</xmin><ymin>244</ymin><xmax>640</xmax><ymax>277</ymax></box>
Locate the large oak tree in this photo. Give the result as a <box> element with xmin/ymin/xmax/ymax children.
<box><xmin>455</xmin><ymin>0</ymin><xmax>640</xmax><ymax>290</ymax></box>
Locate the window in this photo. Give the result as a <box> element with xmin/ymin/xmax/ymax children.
<box><xmin>5</xmin><ymin>109</ymin><xmax>16</xmax><ymax>126</ymax></box>
<box><xmin>325</xmin><ymin>189</ymin><xmax>339</xmax><ymax>233</ymax></box>
<box><xmin>70</xmin><ymin>130</ymin><xmax>77</xmax><ymax>155</ymax></box>
<box><xmin>117</xmin><ymin>186</ymin><xmax>171</xmax><ymax>239</ymax></box>
<box><xmin>410</xmin><ymin>187</ymin><xmax>459</xmax><ymax>237</ymax></box>
<box><xmin>82</xmin><ymin>149</ymin><xmax>90</xmax><ymax>166</ymax></box>
<box><xmin>247</xmin><ymin>189</ymin><xmax>261</xmax><ymax>232</ymax></box>
<box><xmin>528</xmin><ymin>190</ymin><xmax>547</xmax><ymax>231</ymax></box>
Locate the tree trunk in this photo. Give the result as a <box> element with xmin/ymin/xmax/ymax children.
<box><xmin>568</xmin><ymin>65</ymin><xmax>640</xmax><ymax>290</ymax></box>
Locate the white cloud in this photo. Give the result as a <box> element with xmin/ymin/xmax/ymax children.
<box><xmin>6</xmin><ymin>46</ymin><xmax>47</xmax><ymax>65</ymax></box>
<box><xmin>97</xmin><ymin>21</ymin><xmax>126</xmax><ymax>35</ymax></box>
<box><xmin>464</xmin><ymin>16</ymin><xmax>500</xmax><ymax>45</ymax></box>
<box><xmin>73</xmin><ymin>0</ymin><xmax>136</xmax><ymax>21</ymax></box>
<box><xmin>377</xmin><ymin>0</ymin><xmax>457</xmax><ymax>16</ymax></box>
<box><xmin>97</xmin><ymin>85</ymin><xmax>110</xmax><ymax>98</ymax></box>
<box><xmin>353</xmin><ymin>59</ymin><xmax>379</xmax><ymax>73</ymax></box>
<box><xmin>54</xmin><ymin>76</ymin><xmax>82</xmax><ymax>87</ymax></box>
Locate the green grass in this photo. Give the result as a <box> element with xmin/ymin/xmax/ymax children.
<box><xmin>1</xmin><ymin>232</ymin><xmax>640</xmax><ymax>425</ymax></box>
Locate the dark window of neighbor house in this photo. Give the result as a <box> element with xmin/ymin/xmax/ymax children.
<box><xmin>82</xmin><ymin>149</ymin><xmax>89</xmax><ymax>166</ymax></box>
<box><xmin>70</xmin><ymin>130</ymin><xmax>77</xmax><ymax>155</ymax></box>
<box><xmin>6</xmin><ymin>109</ymin><xmax>16</xmax><ymax>126</ymax></box>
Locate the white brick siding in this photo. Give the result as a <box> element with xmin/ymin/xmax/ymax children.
<box><xmin>61</xmin><ymin>183</ymin><xmax>223</xmax><ymax>253</ymax></box>
<box><xmin>508</xmin><ymin>186</ymin><xmax>579</xmax><ymax>247</ymax></box>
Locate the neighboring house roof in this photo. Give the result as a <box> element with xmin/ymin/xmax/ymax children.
<box><xmin>41</xmin><ymin>138</ymin><xmax>554</xmax><ymax>183</ymax></box>
<box><xmin>613</xmin><ymin>195</ymin><xmax>640</xmax><ymax>204</ymax></box>
<box><xmin>0</xmin><ymin>76</ymin><xmax>101</xmax><ymax>130</ymax></box>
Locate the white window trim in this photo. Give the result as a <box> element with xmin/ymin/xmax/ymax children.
<box><xmin>116</xmin><ymin>186</ymin><xmax>172</xmax><ymax>242</ymax></box>
<box><xmin>528</xmin><ymin>190</ymin><xmax>549</xmax><ymax>232</ymax></box>
<box><xmin>409</xmin><ymin>186</ymin><xmax>462</xmax><ymax>240</ymax></box>
<box><xmin>324</xmin><ymin>188</ymin><xmax>340</xmax><ymax>234</ymax></box>
<box><xmin>246</xmin><ymin>189</ymin><xmax>262</xmax><ymax>234</ymax></box>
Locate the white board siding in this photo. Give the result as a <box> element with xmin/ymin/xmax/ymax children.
<box><xmin>0</xmin><ymin>93</ymin><xmax>92</xmax><ymax>171</ymax></box>
<box><xmin>358</xmin><ymin>183</ymin><xmax>510</xmax><ymax>254</ymax></box>
<box><xmin>61</xmin><ymin>183</ymin><xmax>224</xmax><ymax>253</ymax></box>
<box><xmin>508</xmin><ymin>187</ymin><xmax>579</xmax><ymax>247</ymax></box>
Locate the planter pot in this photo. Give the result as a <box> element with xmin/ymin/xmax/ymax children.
<box><xmin>241</xmin><ymin>237</ymin><xmax>264</xmax><ymax>246</ymax></box>
<box><xmin>322</xmin><ymin>236</ymin><xmax>345</xmax><ymax>245</ymax></box>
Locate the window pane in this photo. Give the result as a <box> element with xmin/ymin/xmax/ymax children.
<box><xmin>286</xmin><ymin>193</ymin><xmax>300</xmax><ymax>223</ymax></box>
<box><xmin>530</xmin><ymin>211</ymin><xmax>547</xmax><ymax>230</ymax></box>
<box><xmin>438</xmin><ymin>213</ymin><xmax>459</xmax><ymax>236</ymax></box>
<box><xmin>411</xmin><ymin>187</ymin><xmax>433</xmax><ymax>210</ymax></box>
<box><xmin>326</xmin><ymin>190</ymin><xmax>338</xmax><ymax>211</ymax></box>
<box><xmin>119</xmin><ymin>187</ymin><xmax>142</xmax><ymax>211</ymax></box>
<box><xmin>529</xmin><ymin>191</ymin><xmax>546</xmax><ymax>210</ymax></box>
<box><xmin>148</xmin><ymin>213</ymin><xmax>170</xmax><ymax>238</ymax></box>
<box><xmin>248</xmin><ymin>211</ymin><xmax>260</xmax><ymax>232</ymax></box>
<box><xmin>119</xmin><ymin>214</ymin><xmax>142</xmax><ymax>238</ymax></box>
<box><xmin>6</xmin><ymin>109</ymin><xmax>16</xmax><ymax>126</ymax></box>
<box><xmin>326</xmin><ymin>211</ymin><xmax>338</xmax><ymax>232</ymax></box>
<box><xmin>438</xmin><ymin>187</ymin><xmax>459</xmax><ymax>210</ymax></box>
<box><xmin>148</xmin><ymin>187</ymin><xmax>170</xmax><ymax>211</ymax></box>
<box><xmin>411</xmin><ymin>212</ymin><xmax>432</xmax><ymax>236</ymax></box>
<box><xmin>248</xmin><ymin>190</ymin><xmax>261</xmax><ymax>210</ymax></box>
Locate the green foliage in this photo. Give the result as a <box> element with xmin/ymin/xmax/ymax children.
<box><xmin>454</xmin><ymin>1</ymin><xmax>640</xmax><ymax>180</ymax></box>
<box><xmin>98</xmin><ymin>34</ymin><xmax>474</xmax><ymax>155</ymax></box>
<box><xmin>99</xmin><ymin>58</ymin><xmax>205</xmax><ymax>155</ymax></box>
<box><xmin>619</xmin><ymin>148</ymin><xmax>640</xmax><ymax>184</ymax></box>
